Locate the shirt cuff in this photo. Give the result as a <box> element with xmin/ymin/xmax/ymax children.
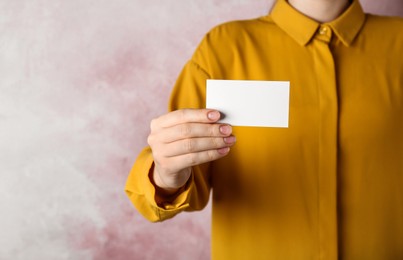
<box><xmin>143</xmin><ymin>165</ymin><xmax>195</xmax><ymax>218</ymax></box>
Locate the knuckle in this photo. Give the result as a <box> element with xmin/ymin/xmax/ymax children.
<box><xmin>180</xmin><ymin>124</ymin><xmax>192</xmax><ymax>137</ymax></box>
<box><xmin>151</xmin><ymin>143</ymin><xmax>166</xmax><ymax>160</ymax></box>
<box><xmin>148</xmin><ymin>133</ymin><xmax>162</xmax><ymax>149</ymax></box>
<box><xmin>184</xmin><ymin>139</ymin><xmax>195</xmax><ymax>153</ymax></box>
<box><xmin>147</xmin><ymin>134</ymin><xmax>155</xmax><ymax>146</ymax></box>
<box><xmin>208</xmin><ymin>125</ymin><xmax>216</xmax><ymax>136</ymax></box>
<box><xmin>151</xmin><ymin>148</ymin><xmax>161</xmax><ymax>161</ymax></box>
<box><xmin>178</xmin><ymin>109</ymin><xmax>187</xmax><ymax>122</ymax></box>
<box><xmin>178</xmin><ymin>108</ymin><xmax>198</xmax><ymax>123</ymax></box>
<box><xmin>210</xmin><ymin>137</ymin><xmax>221</xmax><ymax>148</ymax></box>
<box><xmin>214</xmin><ymin>124</ymin><xmax>222</xmax><ymax>136</ymax></box>
<box><xmin>187</xmin><ymin>153</ymin><xmax>198</xmax><ymax>166</ymax></box>
<box><xmin>207</xmin><ymin>150</ymin><xmax>216</xmax><ymax>161</ymax></box>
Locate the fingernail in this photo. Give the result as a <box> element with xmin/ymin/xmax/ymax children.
<box><xmin>217</xmin><ymin>147</ymin><xmax>230</xmax><ymax>154</ymax></box>
<box><xmin>207</xmin><ymin>111</ymin><xmax>220</xmax><ymax>121</ymax></box>
<box><xmin>219</xmin><ymin>125</ymin><xmax>232</xmax><ymax>135</ymax></box>
<box><xmin>224</xmin><ymin>136</ymin><xmax>236</xmax><ymax>144</ymax></box>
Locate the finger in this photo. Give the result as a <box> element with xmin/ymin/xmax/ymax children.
<box><xmin>158</xmin><ymin>123</ymin><xmax>232</xmax><ymax>143</ymax></box>
<box><xmin>151</xmin><ymin>109</ymin><xmax>221</xmax><ymax>130</ymax></box>
<box><xmin>165</xmin><ymin>148</ymin><xmax>231</xmax><ymax>173</ymax></box>
<box><xmin>162</xmin><ymin>136</ymin><xmax>236</xmax><ymax>157</ymax></box>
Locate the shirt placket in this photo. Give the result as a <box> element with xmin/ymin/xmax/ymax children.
<box><xmin>312</xmin><ymin>24</ymin><xmax>339</xmax><ymax>260</ymax></box>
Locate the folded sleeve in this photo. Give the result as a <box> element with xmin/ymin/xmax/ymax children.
<box><xmin>125</xmin><ymin>58</ymin><xmax>212</xmax><ymax>222</ymax></box>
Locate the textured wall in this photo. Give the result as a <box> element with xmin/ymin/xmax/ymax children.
<box><xmin>0</xmin><ymin>1</ymin><xmax>401</xmax><ymax>259</ymax></box>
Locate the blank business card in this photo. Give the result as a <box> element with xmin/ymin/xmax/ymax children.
<box><xmin>206</xmin><ymin>79</ymin><xmax>290</xmax><ymax>127</ymax></box>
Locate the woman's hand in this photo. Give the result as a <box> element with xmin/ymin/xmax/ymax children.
<box><xmin>147</xmin><ymin>109</ymin><xmax>236</xmax><ymax>193</ymax></box>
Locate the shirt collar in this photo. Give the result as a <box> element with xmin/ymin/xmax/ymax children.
<box><xmin>268</xmin><ymin>0</ymin><xmax>366</xmax><ymax>46</ymax></box>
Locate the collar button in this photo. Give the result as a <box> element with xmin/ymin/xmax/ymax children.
<box><xmin>319</xmin><ymin>26</ymin><xmax>329</xmax><ymax>35</ymax></box>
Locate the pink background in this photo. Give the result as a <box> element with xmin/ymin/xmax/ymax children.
<box><xmin>0</xmin><ymin>1</ymin><xmax>401</xmax><ymax>259</ymax></box>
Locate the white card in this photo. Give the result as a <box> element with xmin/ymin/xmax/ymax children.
<box><xmin>206</xmin><ymin>79</ymin><xmax>290</xmax><ymax>127</ymax></box>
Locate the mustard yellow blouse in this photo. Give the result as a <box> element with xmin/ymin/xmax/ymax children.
<box><xmin>126</xmin><ymin>0</ymin><xmax>403</xmax><ymax>259</ymax></box>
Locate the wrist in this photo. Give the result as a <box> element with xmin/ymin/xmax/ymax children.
<box><xmin>152</xmin><ymin>168</ymin><xmax>181</xmax><ymax>196</ymax></box>
<box><xmin>150</xmin><ymin>166</ymin><xmax>192</xmax><ymax>206</ymax></box>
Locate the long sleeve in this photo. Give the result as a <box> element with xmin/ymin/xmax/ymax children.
<box><xmin>126</xmin><ymin>1</ymin><xmax>403</xmax><ymax>257</ymax></box>
<box><xmin>125</xmin><ymin>59</ymin><xmax>212</xmax><ymax>222</ymax></box>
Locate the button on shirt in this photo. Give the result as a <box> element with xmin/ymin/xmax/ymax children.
<box><xmin>125</xmin><ymin>0</ymin><xmax>403</xmax><ymax>259</ymax></box>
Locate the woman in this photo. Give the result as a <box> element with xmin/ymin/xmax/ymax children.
<box><xmin>126</xmin><ymin>0</ymin><xmax>403</xmax><ymax>258</ymax></box>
